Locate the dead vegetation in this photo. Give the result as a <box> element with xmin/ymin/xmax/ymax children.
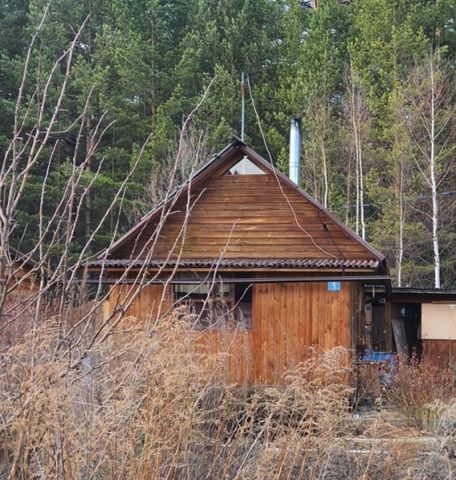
<box><xmin>0</xmin><ymin>306</ymin><xmax>456</xmax><ymax>479</ymax></box>
<box><xmin>385</xmin><ymin>357</ymin><xmax>456</xmax><ymax>430</ymax></box>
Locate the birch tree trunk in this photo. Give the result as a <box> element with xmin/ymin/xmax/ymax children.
<box><xmin>347</xmin><ymin>69</ymin><xmax>367</xmax><ymax>240</ymax></box>
<box><xmin>429</xmin><ymin>55</ymin><xmax>441</xmax><ymax>288</ymax></box>
<box><xmin>403</xmin><ymin>50</ymin><xmax>455</xmax><ymax>289</ymax></box>
<box><xmin>397</xmin><ymin>162</ymin><xmax>404</xmax><ymax>287</ymax></box>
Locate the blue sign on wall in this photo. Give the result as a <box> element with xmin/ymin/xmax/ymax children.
<box><xmin>327</xmin><ymin>281</ymin><xmax>341</xmax><ymax>292</ymax></box>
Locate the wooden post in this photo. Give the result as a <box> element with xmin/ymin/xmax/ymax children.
<box><xmin>384</xmin><ymin>301</ymin><xmax>392</xmax><ymax>351</ymax></box>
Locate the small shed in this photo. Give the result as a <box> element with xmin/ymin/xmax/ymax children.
<box><xmin>88</xmin><ymin>140</ymin><xmax>389</xmax><ymax>383</ymax></box>
<box><xmin>390</xmin><ymin>288</ymin><xmax>456</xmax><ymax>368</ymax></box>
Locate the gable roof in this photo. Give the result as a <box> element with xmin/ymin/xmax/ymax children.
<box><xmin>91</xmin><ymin>139</ymin><xmax>386</xmax><ymax>273</ymax></box>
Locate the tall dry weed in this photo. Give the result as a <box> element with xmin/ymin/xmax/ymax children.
<box><xmin>2</xmin><ymin>308</ymin><xmax>456</xmax><ymax>479</ymax></box>
<box><xmin>386</xmin><ymin>357</ymin><xmax>456</xmax><ymax>430</ymax></box>
<box><xmin>0</xmin><ymin>308</ymin><xmax>355</xmax><ymax>479</ymax></box>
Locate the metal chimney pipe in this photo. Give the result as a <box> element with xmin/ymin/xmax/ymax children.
<box><xmin>289</xmin><ymin>118</ymin><xmax>301</xmax><ymax>185</ymax></box>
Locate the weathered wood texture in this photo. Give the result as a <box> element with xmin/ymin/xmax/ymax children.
<box><xmin>1</xmin><ymin>270</ymin><xmax>40</xmax><ymax>348</ymax></box>
<box><xmin>250</xmin><ymin>282</ymin><xmax>351</xmax><ymax>382</ymax></box>
<box><xmin>114</xmin><ymin>174</ymin><xmax>377</xmax><ymax>261</ymax></box>
<box><xmin>103</xmin><ymin>284</ymin><xmax>172</xmax><ymax>327</ymax></box>
<box><xmin>422</xmin><ymin>339</ymin><xmax>456</xmax><ymax>368</ymax></box>
<box><xmin>105</xmin><ymin>281</ymin><xmax>352</xmax><ymax>384</ymax></box>
<box><xmin>350</xmin><ymin>282</ymin><xmax>366</xmax><ymax>351</ymax></box>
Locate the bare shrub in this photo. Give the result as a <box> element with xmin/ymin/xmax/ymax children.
<box><xmin>386</xmin><ymin>357</ymin><xmax>456</xmax><ymax>430</ymax></box>
<box><xmin>0</xmin><ymin>306</ymin><xmax>356</xmax><ymax>479</ymax></box>
<box><xmin>2</xmin><ymin>306</ymin><xmax>456</xmax><ymax>479</ymax></box>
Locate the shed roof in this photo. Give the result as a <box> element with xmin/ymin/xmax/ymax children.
<box><xmin>391</xmin><ymin>287</ymin><xmax>456</xmax><ymax>303</ymax></box>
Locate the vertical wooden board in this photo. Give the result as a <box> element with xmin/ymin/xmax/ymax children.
<box><xmin>270</xmin><ymin>283</ymin><xmax>287</xmax><ymax>382</ymax></box>
<box><xmin>265</xmin><ymin>283</ymin><xmax>275</xmax><ymax>382</ymax></box>
<box><xmin>134</xmin><ymin>285</ymin><xmax>141</xmax><ymax>321</ymax></box>
<box><xmin>292</xmin><ymin>284</ymin><xmax>300</xmax><ymax>363</ymax></box>
<box><xmin>107</xmin><ymin>285</ymin><xmax>120</xmax><ymax>316</ymax></box>
<box><xmin>124</xmin><ymin>285</ymin><xmax>137</xmax><ymax>318</ymax></box>
<box><xmin>243</xmin><ymin>330</ymin><xmax>253</xmax><ymax>383</ymax></box>
<box><xmin>125</xmin><ymin>285</ymin><xmax>133</xmax><ymax>318</ymax></box>
<box><xmin>286</xmin><ymin>283</ymin><xmax>295</xmax><ymax>366</ymax></box>
<box><xmin>252</xmin><ymin>284</ymin><xmax>259</xmax><ymax>381</ymax></box>
<box><xmin>143</xmin><ymin>285</ymin><xmax>154</xmax><ymax>327</ymax></box>
<box><xmin>298</xmin><ymin>284</ymin><xmax>306</xmax><ymax>362</ymax></box>
<box><xmin>335</xmin><ymin>285</ymin><xmax>343</xmax><ymax>347</ymax></box>
<box><xmin>227</xmin><ymin>330</ymin><xmax>251</xmax><ymax>384</ymax></box>
<box><xmin>325</xmin><ymin>285</ymin><xmax>333</xmax><ymax>350</ymax></box>
<box><xmin>298</xmin><ymin>284</ymin><xmax>306</xmax><ymax>359</ymax></box>
<box><xmin>350</xmin><ymin>282</ymin><xmax>363</xmax><ymax>351</ymax></box>
<box><xmin>345</xmin><ymin>283</ymin><xmax>351</xmax><ymax>348</ymax></box>
<box><xmin>256</xmin><ymin>283</ymin><xmax>263</xmax><ymax>382</ymax></box>
<box><xmin>252</xmin><ymin>283</ymin><xmax>263</xmax><ymax>382</ymax></box>
<box><xmin>338</xmin><ymin>283</ymin><xmax>348</xmax><ymax>349</ymax></box>
<box><xmin>280</xmin><ymin>283</ymin><xmax>288</xmax><ymax>377</ymax></box>
<box><xmin>150</xmin><ymin>279</ymin><xmax>355</xmax><ymax>385</ymax></box>
<box><xmin>384</xmin><ymin>301</ymin><xmax>393</xmax><ymax>351</ymax></box>
<box><xmin>423</xmin><ymin>339</ymin><xmax>456</xmax><ymax>369</ymax></box>
<box><xmin>103</xmin><ymin>294</ymin><xmax>111</xmax><ymax>321</ymax></box>
<box><xmin>276</xmin><ymin>284</ymin><xmax>284</xmax><ymax>378</ymax></box>
<box><xmin>275</xmin><ymin>283</ymin><xmax>285</xmax><ymax>380</ymax></box>
<box><xmin>291</xmin><ymin>284</ymin><xmax>297</xmax><ymax>363</ymax></box>
<box><xmin>105</xmin><ymin>284</ymin><xmax>172</xmax><ymax>327</ymax></box>
<box><xmin>249</xmin><ymin>286</ymin><xmax>256</xmax><ymax>383</ymax></box>
<box><xmin>304</xmin><ymin>283</ymin><xmax>312</xmax><ymax>352</ymax></box>
<box><xmin>261</xmin><ymin>283</ymin><xmax>270</xmax><ymax>382</ymax></box>
<box><xmin>318</xmin><ymin>283</ymin><xmax>325</xmax><ymax>348</ymax></box>
<box><xmin>265</xmin><ymin>283</ymin><xmax>274</xmax><ymax>382</ymax></box>
<box><xmin>266</xmin><ymin>283</ymin><xmax>276</xmax><ymax>382</ymax></box>
<box><xmin>311</xmin><ymin>283</ymin><xmax>319</xmax><ymax>347</ymax></box>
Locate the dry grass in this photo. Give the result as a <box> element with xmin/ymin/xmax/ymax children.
<box><xmin>386</xmin><ymin>357</ymin><xmax>456</xmax><ymax>430</ymax></box>
<box><xmin>1</xmin><ymin>309</ymin><xmax>456</xmax><ymax>479</ymax></box>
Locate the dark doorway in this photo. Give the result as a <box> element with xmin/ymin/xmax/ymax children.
<box><xmin>371</xmin><ymin>298</ymin><xmax>387</xmax><ymax>351</ymax></box>
<box><xmin>395</xmin><ymin>303</ymin><xmax>421</xmax><ymax>358</ymax></box>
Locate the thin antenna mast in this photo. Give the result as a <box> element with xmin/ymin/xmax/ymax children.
<box><xmin>240</xmin><ymin>72</ymin><xmax>245</xmax><ymax>141</ymax></box>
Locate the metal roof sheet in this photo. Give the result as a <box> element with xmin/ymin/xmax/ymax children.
<box><xmin>85</xmin><ymin>258</ymin><xmax>381</xmax><ymax>270</ymax></box>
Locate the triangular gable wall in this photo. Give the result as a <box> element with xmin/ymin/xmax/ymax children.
<box><xmin>107</xmin><ymin>141</ymin><xmax>384</xmax><ymax>264</ymax></box>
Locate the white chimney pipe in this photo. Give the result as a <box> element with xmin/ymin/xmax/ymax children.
<box><xmin>289</xmin><ymin>118</ymin><xmax>301</xmax><ymax>185</ymax></box>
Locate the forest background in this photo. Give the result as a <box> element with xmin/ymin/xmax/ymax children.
<box><xmin>1</xmin><ymin>0</ymin><xmax>455</xmax><ymax>288</ymax></box>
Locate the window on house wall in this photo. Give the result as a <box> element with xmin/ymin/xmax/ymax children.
<box><xmin>173</xmin><ymin>281</ymin><xmax>253</xmax><ymax>330</ymax></box>
<box><xmin>226</xmin><ymin>156</ymin><xmax>265</xmax><ymax>175</ymax></box>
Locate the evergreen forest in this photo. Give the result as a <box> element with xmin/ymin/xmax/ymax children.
<box><xmin>1</xmin><ymin>0</ymin><xmax>456</xmax><ymax>287</ymax></box>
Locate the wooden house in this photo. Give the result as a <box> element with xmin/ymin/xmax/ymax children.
<box><xmin>0</xmin><ymin>247</ymin><xmax>44</xmax><ymax>347</ymax></box>
<box><xmin>88</xmin><ymin>139</ymin><xmax>389</xmax><ymax>383</ymax></box>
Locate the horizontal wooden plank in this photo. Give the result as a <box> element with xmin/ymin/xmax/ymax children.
<box><xmin>116</xmin><ymin>161</ymin><xmax>373</xmax><ymax>264</ymax></box>
<box><xmin>200</xmin><ymin>192</ymin><xmax>306</xmax><ymax>202</ymax></box>
<box><xmin>184</xmin><ymin>216</ymin><xmax>331</xmax><ymax>224</ymax></box>
<box><xmin>189</xmin><ymin>204</ymin><xmax>321</xmax><ymax>212</ymax></box>
<box><xmin>154</xmin><ymin>246</ymin><xmax>372</xmax><ymax>256</ymax></box>
<box><xmin>207</xmin><ymin>175</ymin><xmax>277</xmax><ymax>184</ymax></box>
<box><xmin>159</xmin><ymin>232</ymin><xmax>355</xmax><ymax>241</ymax></box>
<box><xmin>160</xmin><ymin>224</ymin><xmax>346</xmax><ymax>234</ymax></box>
<box><xmin>158</xmin><ymin>236</ymin><xmax>363</xmax><ymax>247</ymax></box>
<box><xmin>191</xmin><ymin>198</ymin><xmax>307</xmax><ymax>207</ymax></box>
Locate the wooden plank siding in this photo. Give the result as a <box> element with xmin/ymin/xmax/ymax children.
<box><xmin>114</xmin><ymin>174</ymin><xmax>376</xmax><ymax>261</ymax></box>
<box><xmin>104</xmin><ymin>280</ymin><xmax>353</xmax><ymax>384</ymax></box>
<box><xmin>96</xmin><ymin>142</ymin><xmax>383</xmax><ymax>384</ymax></box>
<box><xmin>103</xmin><ymin>284</ymin><xmax>172</xmax><ymax>328</ymax></box>
<box><xmin>422</xmin><ymin>340</ymin><xmax>456</xmax><ymax>369</ymax></box>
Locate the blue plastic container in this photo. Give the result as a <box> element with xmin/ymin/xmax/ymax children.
<box><xmin>360</xmin><ymin>351</ymin><xmax>396</xmax><ymax>370</ymax></box>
